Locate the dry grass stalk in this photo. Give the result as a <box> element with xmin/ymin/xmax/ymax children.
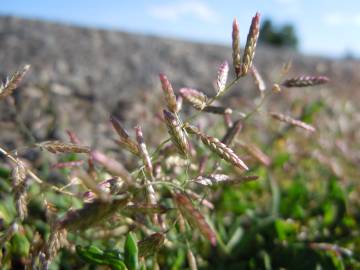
<box><xmin>138</xmin><ymin>233</ymin><xmax>165</xmax><ymax>257</ymax></box>
<box><xmin>110</xmin><ymin>116</ymin><xmax>139</xmax><ymax>156</ymax></box>
<box><xmin>232</xmin><ymin>18</ymin><xmax>241</xmax><ymax>77</ymax></box>
<box><xmin>179</xmin><ymin>88</ymin><xmax>208</xmax><ymax>110</ymax></box>
<box><xmin>216</xmin><ymin>61</ymin><xmax>229</xmax><ymax>95</ymax></box>
<box><xmin>187</xmin><ymin>249</ymin><xmax>198</xmax><ymax>270</ymax></box>
<box><xmin>159</xmin><ymin>73</ymin><xmax>178</xmax><ymax>113</ymax></box>
<box><xmin>222</xmin><ymin>119</ymin><xmax>242</xmax><ymax>146</ymax></box>
<box><xmin>270</xmin><ymin>112</ymin><xmax>316</xmax><ymax>132</ymax></box>
<box><xmin>250</xmin><ymin>66</ymin><xmax>266</xmax><ymax>92</ymax></box>
<box><xmin>163</xmin><ymin>110</ymin><xmax>189</xmax><ymax>157</ymax></box>
<box><xmin>241</xmin><ymin>12</ymin><xmax>260</xmax><ymax>76</ymax></box>
<box><xmin>12</xmin><ymin>158</ymin><xmax>28</xmax><ymax>220</ymax></box>
<box><xmin>282</xmin><ymin>76</ymin><xmax>330</xmax><ymax>88</ymax></box>
<box><xmin>237</xmin><ymin>142</ymin><xmax>271</xmax><ymax>166</ymax></box>
<box><xmin>186</xmin><ymin>125</ymin><xmax>249</xmax><ymax>171</ymax></box>
<box><xmin>56</xmin><ymin>195</ymin><xmax>129</xmax><ymax>231</ymax></box>
<box><xmin>0</xmin><ymin>65</ymin><xmax>30</xmax><ymax>100</ymax></box>
<box><xmin>38</xmin><ymin>141</ymin><xmax>90</xmax><ymax>154</ymax></box>
<box><xmin>91</xmin><ymin>150</ymin><xmax>132</xmax><ymax>183</ymax></box>
<box><xmin>203</xmin><ymin>106</ymin><xmax>232</xmax><ymax>115</ymax></box>
<box><xmin>174</xmin><ymin>193</ymin><xmax>216</xmax><ymax>246</ymax></box>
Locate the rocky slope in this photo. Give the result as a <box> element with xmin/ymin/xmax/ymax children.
<box><xmin>0</xmin><ymin>16</ymin><xmax>359</xmax><ymax>148</ymax></box>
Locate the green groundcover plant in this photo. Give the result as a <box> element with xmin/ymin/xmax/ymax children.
<box><xmin>1</xmin><ymin>12</ymin><xmax>359</xmax><ymax>270</ymax></box>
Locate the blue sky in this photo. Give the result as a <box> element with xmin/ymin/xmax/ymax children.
<box><xmin>1</xmin><ymin>0</ymin><xmax>359</xmax><ymax>57</ymax></box>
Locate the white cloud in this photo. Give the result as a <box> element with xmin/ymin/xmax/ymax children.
<box><xmin>148</xmin><ymin>1</ymin><xmax>220</xmax><ymax>23</ymax></box>
<box><xmin>323</xmin><ymin>13</ymin><xmax>360</xmax><ymax>27</ymax></box>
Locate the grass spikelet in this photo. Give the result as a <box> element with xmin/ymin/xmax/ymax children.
<box><xmin>215</xmin><ymin>61</ymin><xmax>229</xmax><ymax>95</ymax></box>
<box><xmin>232</xmin><ymin>18</ymin><xmax>241</xmax><ymax>77</ymax></box>
<box><xmin>187</xmin><ymin>249</ymin><xmax>198</xmax><ymax>270</ymax></box>
<box><xmin>241</xmin><ymin>12</ymin><xmax>260</xmax><ymax>76</ymax></box>
<box><xmin>270</xmin><ymin>112</ymin><xmax>316</xmax><ymax>132</ymax></box>
<box><xmin>38</xmin><ymin>141</ymin><xmax>90</xmax><ymax>154</ymax></box>
<box><xmin>83</xmin><ymin>177</ymin><xmax>123</xmax><ymax>202</ymax></box>
<box><xmin>91</xmin><ymin>150</ymin><xmax>132</xmax><ymax>183</ymax></box>
<box><xmin>135</xmin><ymin>125</ymin><xmax>161</xmax><ymax>225</ymax></box>
<box><xmin>43</xmin><ymin>229</ymin><xmax>68</xmax><ymax>261</ymax></box>
<box><xmin>12</xmin><ymin>159</ymin><xmax>28</xmax><ymax>220</ymax></box>
<box><xmin>193</xmin><ymin>174</ymin><xmax>230</xmax><ymax>186</ymax></box>
<box><xmin>110</xmin><ymin>116</ymin><xmax>140</xmax><ymax>156</ymax></box>
<box><xmin>221</xmin><ymin>119</ymin><xmax>242</xmax><ymax>145</ymax></box>
<box><xmin>0</xmin><ymin>64</ymin><xmax>30</xmax><ymax>100</ymax></box>
<box><xmin>174</xmin><ymin>193</ymin><xmax>217</xmax><ymax>246</ymax></box>
<box><xmin>56</xmin><ymin>195</ymin><xmax>129</xmax><ymax>231</ymax></box>
<box><xmin>281</xmin><ymin>76</ymin><xmax>330</xmax><ymax>88</ymax></box>
<box><xmin>163</xmin><ymin>110</ymin><xmax>189</xmax><ymax>157</ymax></box>
<box><xmin>203</xmin><ymin>106</ymin><xmax>232</xmax><ymax>115</ymax></box>
<box><xmin>75</xmin><ymin>170</ymin><xmax>110</xmax><ymax>202</ymax></box>
<box><xmin>179</xmin><ymin>88</ymin><xmax>208</xmax><ymax>110</ymax></box>
<box><xmin>250</xmin><ymin>66</ymin><xmax>266</xmax><ymax>92</ymax></box>
<box><xmin>159</xmin><ymin>73</ymin><xmax>178</xmax><ymax>113</ymax></box>
<box><xmin>237</xmin><ymin>142</ymin><xmax>271</xmax><ymax>166</ymax></box>
<box><xmin>138</xmin><ymin>233</ymin><xmax>165</xmax><ymax>257</ymax></box>
<box><xmin>66</xmin><ymin>129</ymin><xmax>81</xmax><ymax>144</ymax></box>
<box><xmin>135</xmin><ymin>126</ymin><xmax>153</xmax><ymax>177</ymax></box>
<box><xmin>186</xmin><ymin>125</ymin><xmax>249</xmax><ymax>171</ymax></box>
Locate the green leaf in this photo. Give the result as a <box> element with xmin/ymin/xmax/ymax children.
<box><xmin>124</xmin><ymin>232</ymin><xmax>139</xmax><ymax>270</ymax></box>
<box><xmin>76</xmin><ymin>245</ymin><xmax>126</xmax><ymax>270</ymax></box>
<box><xmin>10</xmin><ymin>233</ymin><xmax>30</xmax><ymax>257</ymax></box>
<box><xmin>76</xmin><ymin>245</ymin><xmax>105</xmax><ymax>265</ymax></box>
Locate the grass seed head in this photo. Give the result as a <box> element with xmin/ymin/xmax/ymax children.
<box><xmin>38</xmin><ymin>141</ymin><xmax>90</xmax><ymax>154</ymax></box>
<box><xmin>186</xmin><ymin>125</ymin><xmax>248</xmax><ymax>171</ymax></box>
<box><xmin>241</xmin><ymin>12</ymin><xmax>260</xmax><ymax>76</ymax></box>
<box><xmin>179</xmin><ymin>88</ymin><xmax>208</xmax><ymax>110</ymax></box>
<box><xmin>111</xmin><ymin>116</ymin><xmax>140</xmax><ymax>156</ymax></box>
<box><xmin>216</xmin><ymin>61</ymin><xmax>229</xmax><ymax>94</ymax></box>
<box><xmin>163</xmin><ymin>110</ymin><xmax>190</xmax><ymax>157</ymax></box>
<box><xmin>174</xmin><ymin>193</ymin><xmax>217</xmax><ymax>246</ymax></box>
<box><xmin>0</xmin><ymin>64</ymin><xmax>30</xmax><ymax>100</ymax></box>
<box><xmin>250</xmin><ymin>66</ymin><xmax>266</xmax><ymax>92</ymax></box>
<box><xmin>232</xmin><ymin>18</ymin><xmax>241</xmax><ymax>77</ymax></box>
<box><xmin>270</xmin><ymin>112</ymin><xmax>316</xmax><ymax>132</ymax></box>
<box><xmin>281</xmin><ymin>76</ymin><xmax>330</xmax><ymax>88</ymax></box>
<box><xmin>159</xmin><ymin>73</ymin><xmax>178</xmax><ymax>113</ymax></box>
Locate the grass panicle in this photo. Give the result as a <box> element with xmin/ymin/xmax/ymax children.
<box><xmin>282</xmin><ymin>76</ymin><xmax>330</xmax><ymax>88</ymax></box>
<box><xmin>159</xmin><ymin>73</ymin><xmax>178</xmax><ymax>113</ymax></box>
<box><xmin>270</xmin><ymin>112</ymin><xmax>316</xmax><ymax>132</ymax></box>
<box><xmin>0</xmin><ymin>64</ymin><xmax>30</xmax><ymax>100</ymax></box>
<box><xmin>232</xmin><ymin>18</ymin><xmax>241</xmax><ymax>77</ymax></box>
<box><xmin>179</xmin><ymin>88</ymin><xmax>208</xmax><ymax>111</ymax></box>
<box><xmin>241</xmin><ymin>12</ymin><xmax>260</xmax><ymax>76</ymax></box>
